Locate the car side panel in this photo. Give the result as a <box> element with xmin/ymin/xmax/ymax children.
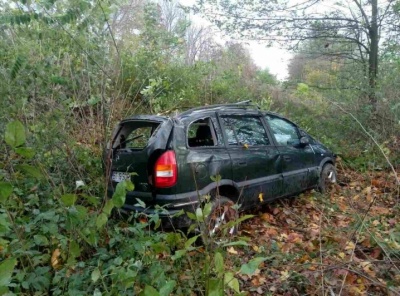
<box><xmin>173</xmin><ymin>116</ymin><xmax>233</xmax><ymax>199</ymax></box>
<box><xmin>227</xmin><ymin>146</ymin><xmax>282</xmax><ymax>206</ymax></box>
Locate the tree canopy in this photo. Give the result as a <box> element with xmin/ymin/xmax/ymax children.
<box><xmin>194</xmin><ymin>0</ymin><xmax>400</xmax><ymax>110</ymax></box>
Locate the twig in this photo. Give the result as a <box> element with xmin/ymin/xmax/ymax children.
<box><xmin>318</xmin><ymin>205</ymin><xmax>325</xmax><ymax>296</ymax></box>
<box><xmin>330</xmin><ymin>101</ymin><xmax>399</xmax><ymax>187</ymax></box>
<box><xmin>338</xmin><ymin>235</ymin><xmax>359</xmax><ymax>295</ymax></box>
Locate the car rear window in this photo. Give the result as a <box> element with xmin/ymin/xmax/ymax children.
<box><xmin>113</xmin><ymin>121</ymin><xmax>161</xmax><ymax>150</ymax></box>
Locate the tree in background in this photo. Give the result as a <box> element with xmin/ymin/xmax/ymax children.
<box><xmin>194</xmin><ymin>0</ymin><xmax>400</xmax><ymax>112</ymax></box>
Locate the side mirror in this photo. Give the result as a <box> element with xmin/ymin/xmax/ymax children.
<box><xmin>299</xmin><ymin>136</ymin><xmax>309</xmax><ymax>146</ymax></box>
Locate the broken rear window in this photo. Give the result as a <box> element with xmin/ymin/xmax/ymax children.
<box><xmin>113</xmin><ymin>121</ymin><xmax>161</xmax><ymax>150</ymax></box>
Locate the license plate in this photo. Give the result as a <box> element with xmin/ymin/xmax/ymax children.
<box><xmin>111</xmin><ymin>171</ymin><xmax>131</xmax><ymax>183</ymax></box>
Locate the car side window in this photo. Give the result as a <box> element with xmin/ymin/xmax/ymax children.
<box><xmin>266</xmin><ymin>115</ymin><xmax>300</xmax><ymax>146</ymax></box>
<box><xmin>221</xmin><ymin>116</ymin><xmax>270</xmax><ymax>146</ymax></box>
<box><xmin>187</xmin><ymin>118</ymin><xmax>219</xmax><ymax>147</ymax></box>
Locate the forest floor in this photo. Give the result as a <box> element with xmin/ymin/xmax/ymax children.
<box><xmin>223</xmin><ymin>163</ymin><xmax>400</xmax><ymax>295</ymax></box>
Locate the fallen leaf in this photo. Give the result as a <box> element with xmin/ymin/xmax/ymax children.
<box><xmin>280</xmin><ymin>270</ymin><xmax>290</xmax><ymax>281</ymax></box>
<box><xmin>51</xmin><ymin>248</ymin><xmax>61</xmax><ymax>269</ymax></box>
<box><xmin>372</xmin><ymin>220</ymin><xmax>380</xmax><ymax>226</ymax></box>
<box><xmin>227</xmin><ymin>247</ymin><xmax>238</xmax><ymax>254</ymax></box>
<box><xmin>287</xmin><ymin>232</ymin><xmax>303</xmax><ymax>244</ymax></box>
<box><xmin>260</xmin><ymin>213</ymin><xmax>275</xmax><ymax>223</ymax></box>
<box><xmin>360</xmin><ymin>261</ymin><xmax>376</xmax><ymax>277</ymax></box>
<box><xmin>370</xmin><ymin>247</ymin><xmax>382</xmax><ymax>259</ymax></box>
<box><xmin>345</xmin><ymin>241</ymin><xmax>356</xmax><ymax>253</ymax></box>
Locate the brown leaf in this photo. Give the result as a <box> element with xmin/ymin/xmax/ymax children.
<box><xmin>272</xmin><ymin>208</ymin><xmax>280</xmax><ymax>215</ymax></box>
<box><xmin>51</xmin><ymin>248</ymin><xmax>61</xmax><ymax>269</ymax></box>
<box><xmin>227</xmin><ymin>247</ymin><xmax>238</xmax><ymax>254</ymax></box>
<box><xmin>287</xmin><ymin>232</ymin><xmax>303</xmax><ymax>244</ymax></box>
<box><xmin>260</xmin><ymin>213</ymin><xmax>275</xmax><ymax>223</ymax></box>
<box><xmin>370</xmin><ymin>247</ymin><xmax>382</xmax><ymax>259</ymax></box>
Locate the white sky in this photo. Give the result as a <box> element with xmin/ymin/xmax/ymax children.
<box><xmin>247</xmin><ymin>42</ymin><xmax>291</xmax><ymax>80</ymax></box>
<box><xmin>180</xmin><ymin>0</ymin><xmax>291</xmax><ymax>80</ymax></box>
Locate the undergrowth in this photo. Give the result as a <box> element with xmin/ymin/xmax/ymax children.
<box><xmin>1</xmin><ymin>120</ymin><xmax>399</xmax><ymax>295</ymax></box>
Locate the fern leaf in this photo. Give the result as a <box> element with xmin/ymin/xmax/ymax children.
<box><xmin>11</xmin><ymin>56</ymin><xmax>24</xmax><ymax>80</ymax></box>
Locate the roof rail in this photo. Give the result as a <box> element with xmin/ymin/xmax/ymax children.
<box><xmin>178</xmin><ymin>100</ymin><xmax>260</xmax><ymax>116</ymax></box>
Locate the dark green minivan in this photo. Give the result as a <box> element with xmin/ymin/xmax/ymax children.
<box><xmin>106</xmin><ymin>102</ymin><xmax>336</xmax><ymax>228</ymax></box>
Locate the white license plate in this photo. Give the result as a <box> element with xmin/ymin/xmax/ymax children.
<box><xmin>111</xmin><ymin>172</ymin><xmax>131</xmax><ymax>183</ymax></box>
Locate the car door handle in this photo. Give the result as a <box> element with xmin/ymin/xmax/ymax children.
<box><xmin>283</xmin><ymin>155</ymin><xmax>291</xmax><ymax>161</ymax></box>
<box><xmin>238</xmin><ymin>161</ymin><xmax>247</xmax><ymax>166</ymax></box>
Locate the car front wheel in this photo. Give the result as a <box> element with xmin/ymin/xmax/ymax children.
<box><xmin>318</xmin><ymin>163</ymin><xmax>337</xmax><ymax>193</ymax></box>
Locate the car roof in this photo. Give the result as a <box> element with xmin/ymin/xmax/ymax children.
<box><xmin>174</xmin><ymin>101</ymin><xmax>284</xmax><ymax>121</ymax></box>
<box><xmin>175</xmin><ymin>101</ymin><xmax>255</xmax><ymax>118</ymax></box>
<box><xmin>121</xmin><ymin>114</ymin><xmax>169</xmax><ymax>123</ymax></box>
<box><xmin>121</xmin><ymin>101</ymin><xmax>292</xmax><ymax>125</ymax></box>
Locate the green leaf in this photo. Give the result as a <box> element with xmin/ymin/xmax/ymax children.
<box><xmin>0</xmin><ymin>257</ymin><xmax>17</xmax><ymax>287</ymax></box>
<box><xmin>61</xmin><ymin>194</ymin><xmax>77</xmax><ymax>207</ymax></box>
<box><xmin>135</xmin><ymin>198</ymin><xmax>146</xmax><ymax>208</ymax></box>
<box><xmin>139</xmin><ymin>285</ymin><xmax>160</xmax><ymax>296</ymax></box>
<box><xmin>34</xmin><ymin>235</ymin><xmax>49</xmax><ymax>246</ymax></box>
<box><xmin>203</xmin><ymin>202</ymin><xmax>212</xmax><ymax>218</ymax></box>
<box><xmin>159</xmin><ymin>280</ymin><xmax>176</xmax><ymax>296</ymax></box>
<box><xmin>125</xmin><ymin>180</ymin><xmax>134</xmax><ymax>191</ymax></box>
<box><xmin>186</xmin><ymin>211</ymin><xmax>197</xmax><ymax>220</ymax></box>
<box><xmin>15</xmin><ymin>147</ymin><xmax>35</xmax><ymax>159</ymax></box>
<box><xmin>11</xmin><ymin>56</ymin><xmax>24</xmax><ymax>80</ymax></box>
<box><xmin>102</xmin><ymin>200</ymin><xmax>114</xmax><ymax>216</ymax></box>
<box><xmin>69</xmin><ymin>240</ymin><xmax>81</xmax><ymax>259</ymax></box>
<box><xmin>234</xmin><ymin>214</ymin><xmax>254</xmax><ymax>224</ymax></box>
<box><xmin>5</xmin><ymin>120</ymin><xmax>26</xmax><ymax>148</ymax></box>
<box><xmin>222</xmin><ymin>241</ymin><xmax>249</xmax><ymax>247</ymax></box>
<box><xmin>96</xmin><ymin>213</ymin><xmax>108</xmax><ymax>229</ymax></box>
<box><xmin>207</xmin><ymin>278</ymin><xmax>223</xmax><ymax>296</ymax></box>
<box><xmin>214</xmin><ymin>252</ymin><xmax>224</xmax><ymax>275</ymax></box>
<box><xmin>239</xmin><ymin>257</ymin><xmax>268</xmax><ymax>276</ymax></box>
<box><xmin>171</xmin><ymin>249</ymin><xmax>186</xmax><ymax>260</ymax></box>
<box><xmin>224</xmin><ymin>272</ymin><xmax>240</xmax><ymax>293</ymax></box>
<box><xmin>210</xmin><ymin>175</ymin><xmax>222</xmax><ymax>182</ymax></box>
<box><xmin>15</xmin><ymin>164</ymin><xmax>43</xmax><ymax>179</ymax></box>
<box><xmin>195</xmin><ymin>207</ymin><xmax>203</xmax><ymax>221</ymax></box>
<box><xmin>184</xmin><ymin>235</ymin><xmax>199</xmax><ymax>250</ymax></box>
<box><xmin>112</xmin><ymin>180</ymin><xmax>133</xmax><ymax>208</ymax></box>
<box><xmin>0</xmin><ymin>182</ymin><xmax>13</xmax><ymax>204</ymax></box>
<box><xmin>91</xmin><ymin>268</ymin><xmax>100</xmax><ymax>283</ymax></box>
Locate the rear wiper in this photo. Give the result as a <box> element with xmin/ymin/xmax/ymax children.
<box><xmin>121</xmin><ymin>134</ymin><xmax>144</xmax><ymax>146</ymax></box>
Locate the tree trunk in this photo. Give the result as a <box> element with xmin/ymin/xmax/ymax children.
<box><xmin>368</xmin><ymin>0</ymin><xmax>379</xmax><ymax>112</ymax></box>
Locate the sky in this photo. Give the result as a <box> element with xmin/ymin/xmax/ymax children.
<box><xmin>180</xmin><ymin>0</ymin><xmax>291</xmax><ymax>80</ymax></box>
<box><xmin>247</xmin><ymin>42</ymin><xmax>291</xmax><ymax>81</ymax></box>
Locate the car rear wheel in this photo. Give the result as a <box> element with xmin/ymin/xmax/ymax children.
<box><xmin>318</xmin><ymin>163</ymin><xmax>337</xmax><ymax>193</ymax></box>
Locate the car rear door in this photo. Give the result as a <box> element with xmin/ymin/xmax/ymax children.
<box><xmin>264</xmin><ymin>114</ymin><xmax>317</xmax><ymax>195</ymax></box>
<box><xmin>107</xmin><ymin>117</ymin><xmax>172</xmax><ymax>204</ymax></box>
<box><xmin>219</xmin><ymin>113</ymin><xmax>281</xmax><ymax>207</ymax></box>
<box><xmin>176</xmin><ymin>115</ymin><xmax>232</xmax><ymax>197</ymax></box>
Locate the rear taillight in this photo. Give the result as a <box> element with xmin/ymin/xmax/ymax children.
<box><xmin>154</xmin><ymin>151</ymin><xmax>177</xmax><ymax>188</ymax></box>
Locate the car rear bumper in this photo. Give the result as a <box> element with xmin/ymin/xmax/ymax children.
<box><xmin>107</xmin><ymin>188</ymin><xmax>201</xmax><ymax>228</ymax></box>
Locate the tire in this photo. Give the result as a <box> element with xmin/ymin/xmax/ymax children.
<box><xmin>318</xmin><ymin>163</ymin><xmax>337</xmax><ymax>193</ymax></box>
<box><xmin>203</xmin><ymin>196</ymin><xmax>238</xmax><ymax>241</ymax></box>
